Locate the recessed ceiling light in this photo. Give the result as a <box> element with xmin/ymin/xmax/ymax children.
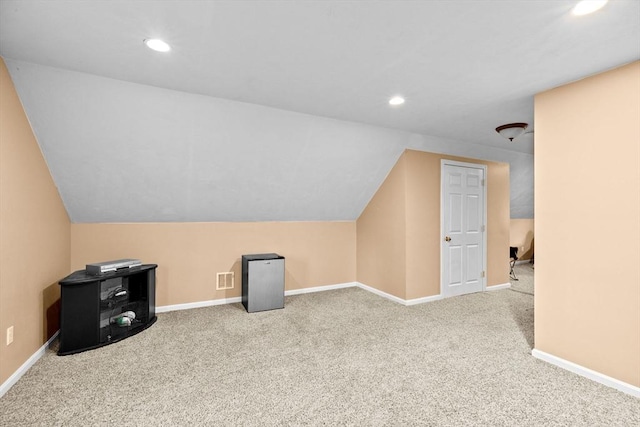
<box><xmin>389</xmin><ymin>96</ymin><xmax>405</xmax><ymax>106</ymax></box>
<box><xmin>144</xmin><ymin>38</ymin><xmax>171</xmax><ymax>52</ymax></box>
<box><xmin>572</xmin><ymin>0</ymin><xmax>608</xmax><ymax>16</ymax></box>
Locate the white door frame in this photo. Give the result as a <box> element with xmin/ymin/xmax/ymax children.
<box><xmin>440</xmin><ymin>159</ymin><xmax>488</xmax><ymax>297</ymax></box>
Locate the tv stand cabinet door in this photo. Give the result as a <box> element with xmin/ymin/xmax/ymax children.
<box><xmin>147</xmin><ymin>268</ymin><xmax>156</xmax><ymax>319</ymax></box>
<box><xmin>59</xmin><ymin>281</ymin><xmax>99</xmax><ymax>354</ymax></box>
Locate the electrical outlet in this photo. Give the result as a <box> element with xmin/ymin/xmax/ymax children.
<box><xmin>6</xmin><ymin>326</ymin><xmax>14</xmax><ymax>345</ymax></box>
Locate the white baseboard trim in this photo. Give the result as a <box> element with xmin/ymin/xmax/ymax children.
<box><xmin>486</xmin><ymin>282</ymin><xmax>511</xmax><ymax>291</ymax></box>
<box><xmin>154</xmin><ymin>281</ymin><xmax>509</xmax><ymax>313</ymax></box>
<box><xmin>515</xmin><ymin>259</ymin><xmax>533</xmax><ymax>265</ymax></box>
<box><xmin>156</xmin><ymin>282</ymin><xmax>359</xmax><ymax>313</ymax></box>
<box><xmin>354</xmin><ymin>282</ymin><xmax>443</xmax><ymax>306</ymax></box>
<box><xmin>157</xmin><ymin>281</ymin><xmax>440</xmax><ymax>313</ymax></box>
<box><xmin>285</xmin><ymin>282</ymin><xmax>357</xmax><ymax>296</ymax></box>
<box><xmin>532</xmin><ymin>349</ymin><xmax>640</xmax><ymax>398</ymax></box>
<box><xmin>405</xmin><ymin>294</ymin><xmax>444</xmax><ymax>306</ymax></box>
<box><xmin>356</xmin><ymin>282</ymin><xmax>407</xmax><ymax>305</ymax></box>
<box><xmin>156</xmin><ymin>297</ymin><xmax>242</xmax><ymax>313</ymax></box>
<box><xmin>0</xmin><ymin>331</ymin><xmax>59</xmax><ymax>398</ymax></box>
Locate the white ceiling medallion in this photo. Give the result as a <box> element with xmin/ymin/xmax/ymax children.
<box><xmin>144</xmin><ymin>38</ymin><xmax>171</xmax><ymax>52</ymax></box>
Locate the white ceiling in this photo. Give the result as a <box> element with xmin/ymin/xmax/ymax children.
<box><xmin>0</xmin><ymin>1</ymin><xmax>637</xmax><ymax>222</ymax></box>
<box><xmin>2</xmin><ymin>0</ymin><xmax>638</xmax><ymax>152</ymax></box>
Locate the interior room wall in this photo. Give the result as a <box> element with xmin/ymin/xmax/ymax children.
<box><xmin>355</xmin><ymin>155</ymin><xmax>408</xmax><ymax>299</ymax></box>
<box><xmin>509</xmin><ymin>219</ymin><xmax>534</xmax><ymax>260</ymax></box>
<box><xmin>358</xmin><ymin>149</ymin><xmax>510</xmax><ymax>300</ymax></box>
<box><xmin>70</xmin><ymin>222</ymin><xmax>356</xmax><ymax>307</ymax></box>
<box><xmin>483</xmin><ymin>159</ymin><xmax>510</xmax><ymax>287</ymax></box>
<box><xmin>535</xmin><ymin>61</ymin><xmax>639</xmax><ymax>387</ymax></box>
<box><xmin>0</xmin><ymin>58</ymin><xmax>70</xmax><ymax>385</ymax></box>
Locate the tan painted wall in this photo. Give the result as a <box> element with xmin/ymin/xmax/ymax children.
<box><xmin>71</xmin><ymin>222</ymin><xmax>356</xmax><ymax>306</ymax></box>
<box><xmin>404</xmin><ymin>151</ymin><xmax>438</xmax><ymax>299</ymax></box>
<box><xmin>535</xmin><ymin>61</ymin><xmax>640</xmax><ymax>387</ymax></box>
<box><xmin>484</xmin><ymin>160</ymin><xmax>511</xmax><ymax>287</ymax></box>
<box><xmin>510</xmin><ymin>219</ymin><xmax>534</xmax><ymax>260</ymax></box>
<box><xmin>358</xmin><ymin>149</ymin><xmax>510</xmax><ymax>300</ymax></box>
<box><xmin>0</xmin><ymin>58</ymin><xmax>70</xmax><ymax>384</ymax></box>
<box><xmin>356</xmin><ymin>154</ymin><xmax>407</xmax><ymax>298</ymax></box>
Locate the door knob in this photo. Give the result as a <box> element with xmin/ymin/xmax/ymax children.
<box><xmin>444</xmin><ymin>236</ymin><xmax>451</xmax><ymax>242</ymax></box>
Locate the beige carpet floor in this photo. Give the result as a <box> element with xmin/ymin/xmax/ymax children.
<box><xmin>1</xmin><ymin>272</ymin><xmax>638</xmax><ymax>426</ymax></box>
<box><xmin>510</xmin><ymin>262</ymin><xmax>534</xmax><ymax>296</ymax></box>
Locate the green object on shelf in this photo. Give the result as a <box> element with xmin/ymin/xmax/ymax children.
<box><xmin>111</xmin><ymin>311</ymin><xmax>136</xmax><ymax>327</ymax></box>
<box><xmin>114</xmin><ymin>315</ymin><xmax>132</xmax><ymax>327</ymax></box>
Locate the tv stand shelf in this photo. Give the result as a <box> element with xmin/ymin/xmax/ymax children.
<box><xmin>58</xmin><ymin>264</ymin><xmax>157</xmax><ymax>355</ymax></box>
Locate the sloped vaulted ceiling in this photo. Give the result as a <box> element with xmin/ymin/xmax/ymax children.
<box><xmin>5</xmin><ymin>61</ymin><xmax>414</xmax><ymax>222</ymax></box>
<box><xmin>1</xmin><ymin>1</ymin><xmax>638</xmax><ymax>222</ymax></box>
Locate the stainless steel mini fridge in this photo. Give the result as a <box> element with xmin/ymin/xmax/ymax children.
<box><xmin>241</xmin><ymin>253</ymin><xmax>285</xmax><ymax>313</ymax></box>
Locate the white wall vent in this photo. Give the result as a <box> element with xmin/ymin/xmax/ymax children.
<box><xmin>216</xmin><ymin>272</ymin><xmax>235</xmax><ymax>290</ymax></box>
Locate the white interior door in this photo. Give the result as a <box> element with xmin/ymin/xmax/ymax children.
<box><xmin>441</xmin><ymin>161</ymin><xmax>486</xmax><ymax>297</ymax></box>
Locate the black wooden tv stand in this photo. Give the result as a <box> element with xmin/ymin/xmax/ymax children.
<box><xmin>58</xmin><ymin>264</ymin><xmax>157</xmax><ymax>355</ymax></box>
